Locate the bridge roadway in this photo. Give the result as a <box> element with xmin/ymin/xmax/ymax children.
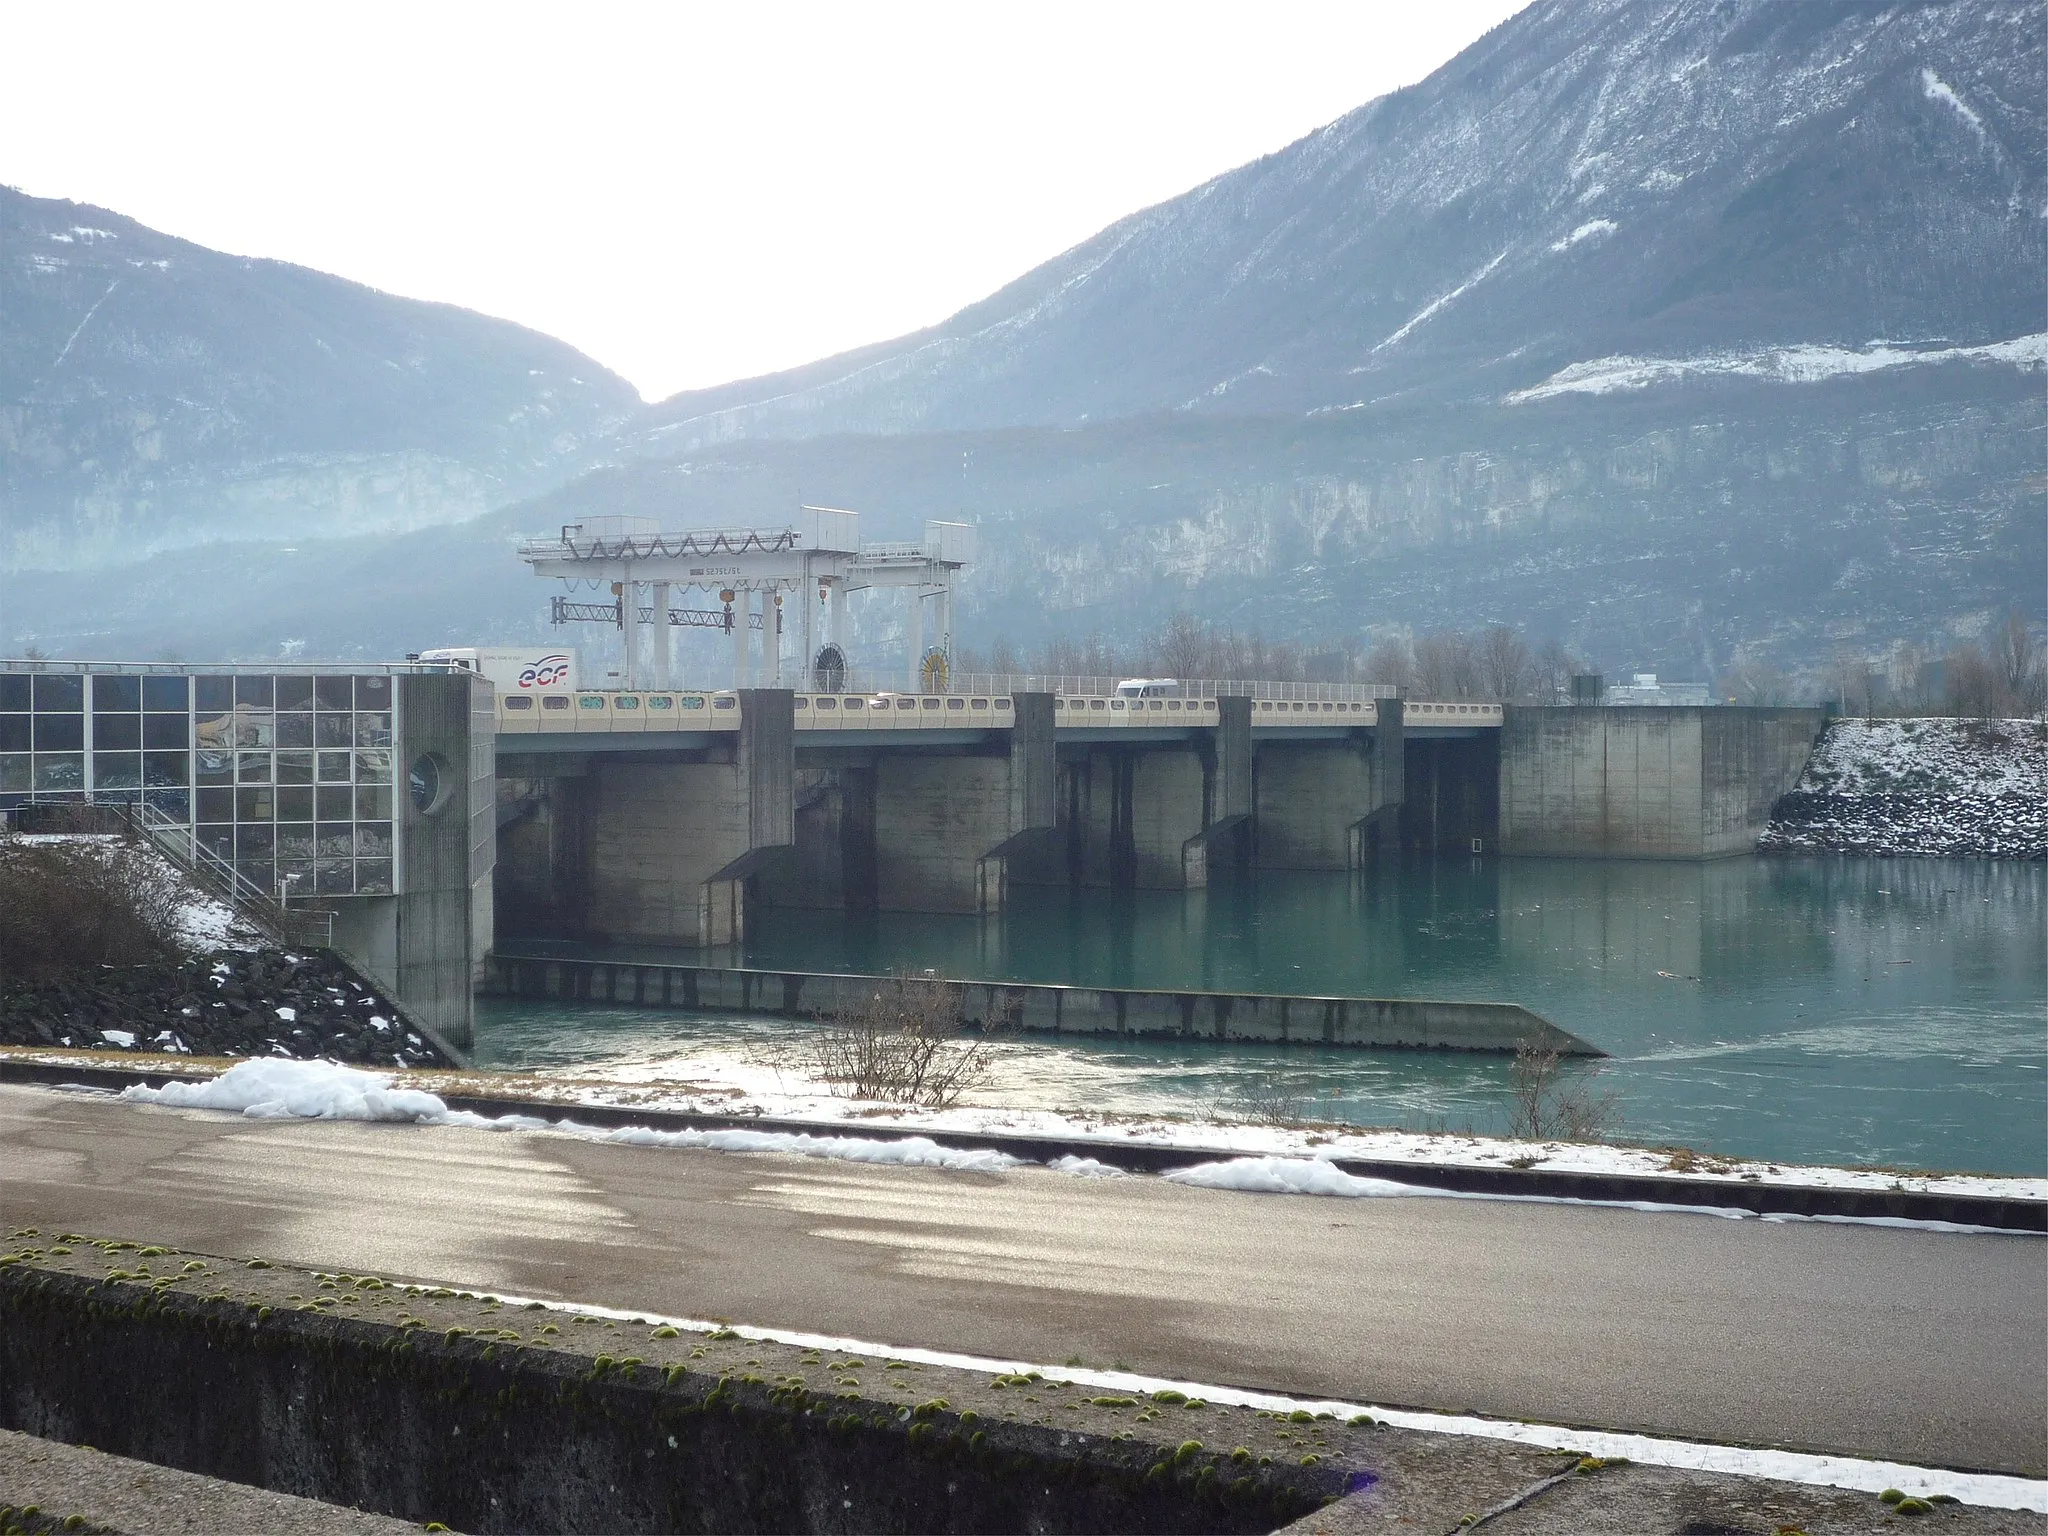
<box><xmin>4</xmin><ymin>1083</ymin><xmax>2040</xmax><ymax>1477</ymax></box>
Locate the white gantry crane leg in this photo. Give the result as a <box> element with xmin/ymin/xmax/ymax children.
<box><xmin>934</xmin><ymin>579</ymin><xmax>952</xmax><ymax>679</ymax></box>
<box><xmin>730</xmin><ymin>591</ymin><xmax>749</xmax><ymax>689</ymax></box>
<box><xmin>621</xmin><ymin>580</ymin><xmax>643</xmax><ymax>690</ymax></box>
<box><xmin>769</xmin><ymin>590</ymin><xmax>785</xmax><ymax>686</ymax></box>
<box><xmin>652</xmin><ymin>581</ymin><xmax>671</xmax><ymax>689</ymax></box>
<box><xmin>907</xmin><ymin>586</ymin><xmax>924</xmax><ymax>691</ymax></box>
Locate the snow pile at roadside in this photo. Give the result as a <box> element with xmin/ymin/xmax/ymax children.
<box><xmin>1763</xmin><ymin>718</ymin><xmax>2046</xmax><ymax>858</ymax></box>
<box><xmin>122</xmin><ymin>1059</ymin><xmax>447</xmax><ymax>1121</ymax></box>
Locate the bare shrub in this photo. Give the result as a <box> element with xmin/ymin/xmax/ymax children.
<box><xmin>1224</xmin><ymin>1070</ymin><xmax>1309</xmax><ymax>1127</ymax></box>
<box><xmin>1505</xmin><ymin>1039</ymin><xmax>1620</xmax><ymax>1142</ymax></box>
<box><xmin>809</xmin><ymin>971</ymin><xmax>1001</xmax><ymax>1108</ymax></box>
<box><xmin>1478</xmin><ymin>625</ymin><xmax>1530</xmax><ymax>701</ymax></box>
<box><xmin>0</xmin><ymin>837</ymin><xmax>185</xmax><ymax>984</ymax></box>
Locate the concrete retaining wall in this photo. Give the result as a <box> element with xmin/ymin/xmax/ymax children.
<box><xmin>1498</xmin><ymin>707</ymin><xmax>1823</xmax><ymax>858</ymax></box>
<box><xmin>0</xmin><ymin>1267</ymin><xmax>1321</xmax><ymax>1536</ymax></box>
<box><xmin>482</xmin><ymin>956</ymin><xmax>1597</xmax><ymax>1054</ymax></box>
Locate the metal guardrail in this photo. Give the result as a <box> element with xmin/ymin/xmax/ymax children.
<box><xmin>113</xmin><ymin>799</ymin><xmax>333</xmax><ymax>950</ymax></box>
<box><xmin>944</xmin><ymin>673</ymin><xmax>1397</xmax><ymax>703</ymax></box>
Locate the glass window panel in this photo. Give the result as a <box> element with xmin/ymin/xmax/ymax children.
<box><xmin>236</xmin><ymin>823</ymin><xmax>275</xmax><ymax>858</ymax></box>
<box><xmin>237</xmin><ymin>859</ymin><xmax>275</xmax><ymax>897</ymax></box>
<box><xmin>94</xmin><ymin>714</ymin><xmax>140</xmax><ymax>750</ymax></box>
<box><xmin>231</xmin><ymin>709</ymin><xmax>275</xmax><ymax>748</ymax></box>
<box><xmin>314</xmin><ymin>676</ymin><xmax>353</xmax><ymax>711</ymax></box>
<box><xmin>317</xmin><ymin>784</ymin><xmax>354</xmax><ymax>821</ymax></box>
<box><xmin>316</xmin><ymin>823</ymin><xmax>354</xmax><ymax>858</ymax></box>
<box><xmin>197</xmin><ymin>825</ymin><xmax>233</xmax><ymax>860</ymax></box>
<box><xmin>275</xmin><ymin>676</ymin><xmax>314</xmax><ymax>710</ymax></box>
<box><xmin>194</xmin><ymin>676</ymin><xmax>233</xmax><ymax>712</ymax></box>
<box><xmin>195</xmin><ymin>750</ymin><xmax>234</xmax><ymax>786</ymax></box>
<box><xmin>355</xmin><ymin>859</ymin><xmax>393</xmax><ymax>895</ymax></box>
<box><xmin>353</xmin><ymin>712</ymin><xmax>392</xmax><ymax>747</ymax></box>
<box><xmin>354</xmin><ymin>748</ymin><xmax>392</xmax><ymax>784</ymax></box>
<box><xmin>317</xmin><ymin>749</ymin><xmax>352</xmax><ymax>783</ymax></box>
<box><xmin>93</xmin><ymin>752</ymin><xmax>141</xmax><ymax>789</ymax></box>
<box><xmin>32</xmin><ymin>675</ymin><xmax>82</xmax><ymax>711</ymax></box>
<box><xmin>354</xmin><ymin>675</ymin><xmax>392</xmax><ymax>710</ymax></box>
<box><xmin>0</xmin><ymin>716</ymin><xmax>27</xmax><ymax>752</ymax></box>
<box><xmin>93</xmin><ymin>675</ymin><xmax>140</xmax><ymax>711</ymax></box>
<box><xmin>33</xmin><ymin>715</ymin><xmax>83</xmax><ymax>751</ymax></box>
<box><xmin>354</xmin><ymin>821</ymin><xmax>393</xmax><ymax>858</ymax></box>
<box><xmin>316</xmin><ymin>712</ymin><xmax>354</xmax><ymax>747</ymax></box>
<box><xmin>276</xmin><ymin>750</ymin><xmax>314</xmax><ymax>785</ymax></box>
<box><xmin>237</xmin><ymin>751</ymin><xmax>272</xmax><ymax>784</ymax></box>
<box><xmin>277</xmin><ymin>786</ymin><xmax>314</xmax><ymax>822</ymax></box>
<box><xmin>276</xmin><ymin>826</ymin><xmax>316</xmax><ymax>861</ymax></box>
<box><xmin>276</xmin><ymin>712</ymin><xmax>313</xmax><ymax>748</ymax></box>
<box><xmin>143</xmin><ymin>713</ymin><xmax>189</xmax><ymax>749</ymax></box>
<box><xmin>143</xmin><ymin>675</ymin><xmax>189</xmax><ymax>711</ymax></box>
<box><xmin>355</xmin><ymin>784</ymin><xmax>393</xmax><ymax>821</ymax></box>
<box><xmin>0</xmin><ymin>677</ymin><xmax>27</xmax><ymax>711</ymax></box>
<box><xmin>277</xmin><ymin>860</ymin><xmax>314</xmax><ymax>895</ymax></box>
<box><xmin>233</xmin><ymin>675</ymin><xmax>273</xmax><ymax>709</ymax></box>
<box><xmin>235</xmin><ymin>787</ymin><xmax>276</xmax><ymax>821</ymax></box>
<box><xmin>196</xmin><ymin>787</ymin><xmax>235</xmax><ymax>823</ymax></box>
<box><xmin>194</xmin><ymin>712</ymin><xmax>233</xmax><ymax>751</ymax></box>
<box><xmin>33</xmin><ymin>753</ymin><xmax>84</xmax><ymax>791</ymax></box>
<box><xmin>0</xmin><ymin>755</ymin><xmax>28</xmax><ymax>792</ymax></box>
<box><xmin>142</xmin><ymin>751</ymin><xmax>189</xmax><ymax>787</ymax></box>
<box><xmin>316</xmin><ymin>858</ymin><xmax>355</xmax><ymax>895</ymax></box>
<box><xmin>143</xmin><ymin>788</ymin><xmax>189</xmax><ymax>823</ymax></box>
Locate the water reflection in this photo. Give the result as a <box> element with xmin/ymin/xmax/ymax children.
<box><xmin>485</xmin><ymin>856</ymin><xmax>2047</xmax><ymax>1174</ymax></box>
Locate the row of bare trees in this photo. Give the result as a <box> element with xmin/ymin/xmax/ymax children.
<box><xmin>958</xmin><ymin>617</ymin><xmax>1574</xmax><ymax>700</ymax></box>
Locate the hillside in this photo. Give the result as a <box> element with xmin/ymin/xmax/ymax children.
<box><xmin>0</xmin><ymin>185</ymin><xmax>638</xmax><ymax>571</ymax></box>
<box><xmin>2</xmin><ymin>0</ymin><xmax>2041</xmax><ymax>677</ymax></box>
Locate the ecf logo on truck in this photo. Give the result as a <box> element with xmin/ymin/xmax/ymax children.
<box><xmin>518</xmin><ymin>655</ymin><xmax>572</xmax><ymax>689</ymax></box>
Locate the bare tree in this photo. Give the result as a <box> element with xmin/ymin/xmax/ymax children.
<box><xmin>1478</xmin><ymin>626</ymin><xmax>1531</xmax><ymax>701</ymax></box>
<box><xmin>1533</xmin><ymin>637</ymin><xmax>1577</xmax><ymax>704</ymax></box>
<box><xmin>1943</xmin><ymin>642</ymin><xmax>2000</xmax><ymax>721</ymax></box>
<box><xmin>1990</xmin><ymin>613</ymin><xmax>2046</xmax><ymax>716</ymax></box>
<box><xmin>1413</xmin><ymin>631</ymin><xmax>1479</xmax><ymax>699</ymax></box>
<box><xmin>1150</xmin><ymin>613</ymin><xmax>1211</xmax><ymax>679</ymax></box>
<box><xmin>1505</xmin><ymin>1040</ymin><xmax>1620</xmax><ymax>1142</ymax></box>
<box><xmin>1361</xmin><ymin>637</ymin><xmax>1415</xmax><ymax>693</ymax></box>
<box><xmin>808</xmin><ymin>972</ymin><xmax>1002</xmax><ymax>1108</ymax></box>
<box><xmin>1724</xmin><ymin>660</ymin><xmax>1790</xmax><ymax>706</ymax></box>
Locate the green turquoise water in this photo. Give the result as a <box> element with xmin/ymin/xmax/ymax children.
<box><xmin>477</xmin><ymin>856</ymin><xmax>2047</xmax><ymax>1176</ymax></box>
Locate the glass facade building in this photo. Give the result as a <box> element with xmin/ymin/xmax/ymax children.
<box><xmin>1</xmin><ymin>666</ymin><xmax>414</xmax><ymax>898</ymax></box>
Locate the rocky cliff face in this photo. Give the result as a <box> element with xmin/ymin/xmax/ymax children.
<box><xmin>0</xmin><ymin>186</ymin><xmax>638</xmax><ymax>571</ymax></box>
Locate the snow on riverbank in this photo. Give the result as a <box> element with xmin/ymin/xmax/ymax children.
<box><xmin>94</xmin><ymin>1054</ymin><xmax>2045</xmax><ymax>1207</ymax></box>
<box><xmin>10</xmin><ymin>832</ymin><xmax>264</xmax><ymax>951</ymax></box>
<box><xmin>1763</xmin><ymin>718</ymin><xmax>2046</xmax><ymax>858</ymax></box>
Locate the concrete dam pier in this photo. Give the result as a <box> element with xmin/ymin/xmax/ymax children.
<box><xmin>492</xmin><ymin>688</ymin><xmax>1824</xmax><ymax>950</ymax></box>
<box><xmin>484</xmin><ymin>951</ymin><xmax>1602</xmax><ymax>1054</ymax></box>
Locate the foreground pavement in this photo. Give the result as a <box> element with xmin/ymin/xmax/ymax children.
<box><xmin>3</xmin><ymin>1083</ymin><xmax>2041</xmax><ymax>1477</ymax></box>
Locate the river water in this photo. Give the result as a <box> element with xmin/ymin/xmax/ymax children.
<box><xmin>477</xmin><ymin>856</ymin><xmax>2047</xmax><ymax>1176</ymax></box>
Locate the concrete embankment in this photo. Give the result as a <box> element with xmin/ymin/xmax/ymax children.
<box><xmin>0</xmin><ymin>1241</ymin><xmax>1368</xmax><ymax>1534</ymax></box>
<box><xmin>483</xmin><ymin>952</ymin><xmax>1598</xmax><ymax>1055</ymax></box>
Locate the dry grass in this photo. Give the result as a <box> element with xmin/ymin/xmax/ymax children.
<box><xmin>1506</xmin><ymin>1040</ymin><xmax>1621</xmax><ymax>1143</ymax></box>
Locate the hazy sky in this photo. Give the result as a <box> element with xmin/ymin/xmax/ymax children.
<box><xmin>4</xmin><ymin>2</ymin><xmax>1527</xmax><ymax>401</ymax></box>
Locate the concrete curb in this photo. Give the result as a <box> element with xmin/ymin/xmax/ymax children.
<box><xmin>4</xmin><ymin>1056</ymin><xmax>2040</xmax><ymax>1232</ymax></box>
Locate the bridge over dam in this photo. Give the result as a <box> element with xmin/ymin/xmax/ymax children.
<box><xmin>490</xmin><ymin>686</ymin><xmax>1824</xmax><ymax>949</ymax></box>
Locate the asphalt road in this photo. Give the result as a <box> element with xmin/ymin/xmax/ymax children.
<box><xmin>3</xmin><ymin>1084</ymin><xmax>2041</xmax><ymax>1476</ymax></box>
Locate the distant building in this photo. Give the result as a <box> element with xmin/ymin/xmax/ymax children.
<box><xmin>1604</xmin><ymin>672</ymin><xmax>1712</xmax><ymax>706</ymax></box>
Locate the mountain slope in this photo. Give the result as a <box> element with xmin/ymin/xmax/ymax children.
<box><xmin>0</xmin><ymin>186</ymin><xmax>638</xmax><ymax>569</ymax></box>
<box><xmin>639</xmin><ymin>0</ymin><xmax>2043</xmax><ymax>448</ymax></box>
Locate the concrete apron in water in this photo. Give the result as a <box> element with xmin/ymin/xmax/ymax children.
<box><xmin>482</xmin><ymin>952</ymin><xmax>1599</xmax><ymax>1055</ymax></box>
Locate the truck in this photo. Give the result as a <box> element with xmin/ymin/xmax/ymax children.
<box><xmin>414</xmin><ymin>646</ymin><xmax>578</xmax><ymax>695</ymax></box>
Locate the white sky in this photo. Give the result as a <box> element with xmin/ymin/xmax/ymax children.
<box><xmin>3</xmin><ymin>2</ymin><xmax>1528</xmax><ymax>401</ymax></box>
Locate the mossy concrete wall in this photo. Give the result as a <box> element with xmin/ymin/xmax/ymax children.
<box><xmin>0</xmin><ymin>1267</ymin><xmax>1324</xmax><ymax>1536</ymax></box>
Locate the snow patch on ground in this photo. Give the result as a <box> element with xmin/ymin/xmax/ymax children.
<box><xmin>9</xmin><ymin>832</ymin><xmax>265</xmax><ymax>952</ymax></box>
<box><xmin>1549</xmin><ymin>219</ymin><xmax>1616</xmax><ymax>251</ymax></box>
<box><xmin>1504</xmin><ymin>332</ymin><xmax>2047</xmax><ymax>402</ymax></box>
<box><xmin>1921</xmin><ymin>68</ymin><xmax>1987</xmax><ymax>141</ymax></box>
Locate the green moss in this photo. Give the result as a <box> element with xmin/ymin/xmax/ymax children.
<box><xmin>1151</xmin><ymin>1389</ymin><xmax>1188</xmax><ymax>1405</ymax></box>
<box><xmin>1173</xmin><ymin>1440</ymin><xmax>1203</xmax><ymax>1465</ymax></box>
<box><xmin>1089</xmin><ymin>1396</ymin><xmax>1137</xmax><ymax>1408</ymax></box>
<box><xmin>650</xmin><ymin>1326</ymin><xmax>680</xmax><ymax>1339</ymax></box>
<box><xmin>1880</xmin><ymin>1489</ymin><xmax>1905</xmax><ymax>1505</ymax></box>
<box><xmin>1288</xmin><ymin>1408</ymin><xmax>1315</xmax><ymax>1424</ymax></box>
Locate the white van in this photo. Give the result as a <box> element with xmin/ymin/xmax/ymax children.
<box><xmin>1114</xmin><ymin>678</ymin><xmax>1182</xmax><ymax>700</ymax></box>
